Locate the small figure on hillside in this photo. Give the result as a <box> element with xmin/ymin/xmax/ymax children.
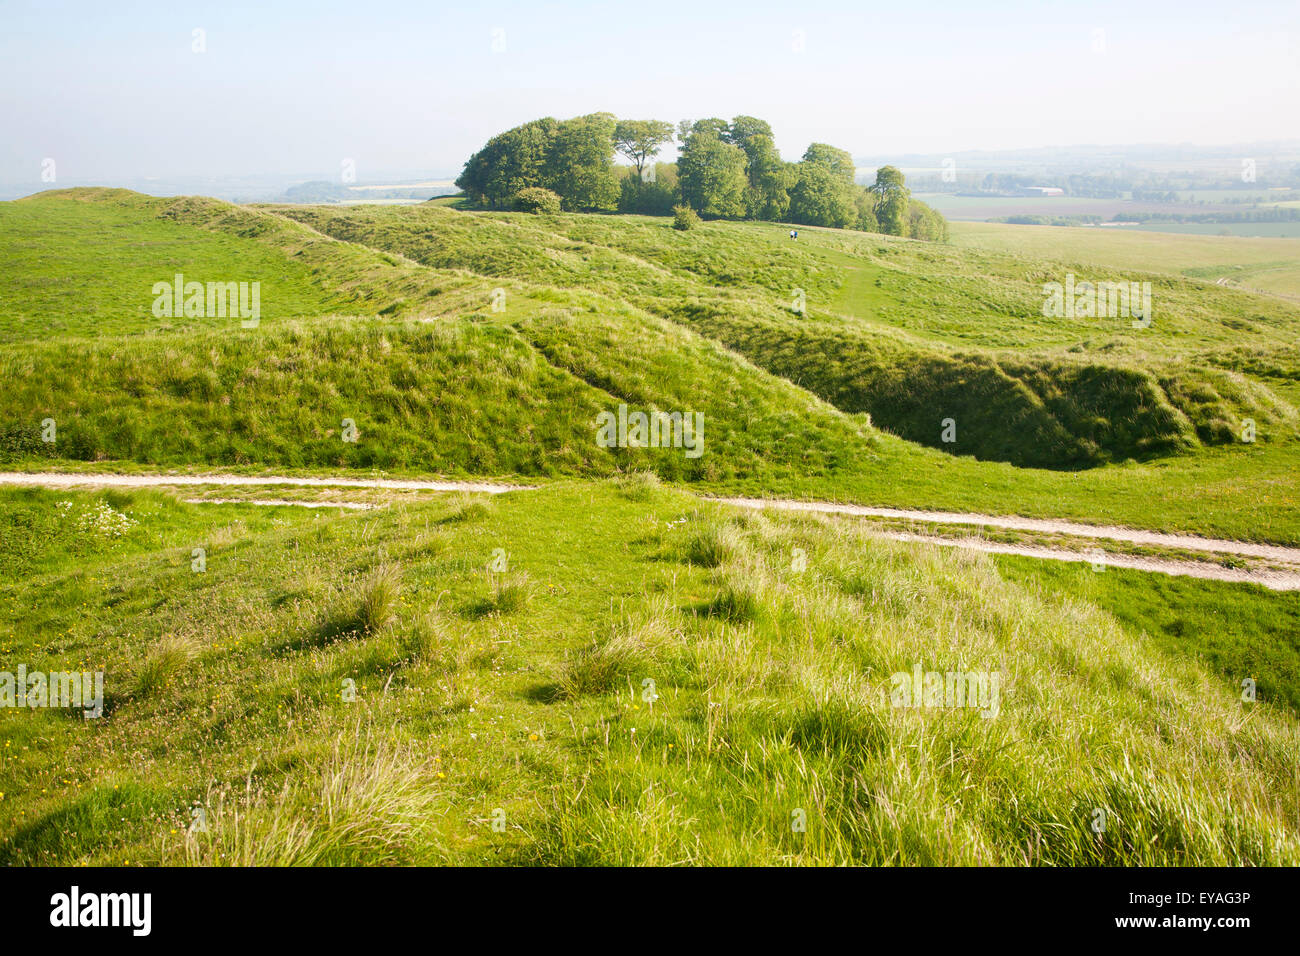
<box><xmin>789</xmin><ymin>229</ymin><xmax>798</xmax><ymax>240</ymax></box>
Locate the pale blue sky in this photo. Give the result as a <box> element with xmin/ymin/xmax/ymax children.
<box><xmin>1</xmin><ymin>0</ymin><xmax>1296</xmax><ymax>185</ymax></box>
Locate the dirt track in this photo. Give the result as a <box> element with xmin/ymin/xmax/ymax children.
<box><xmin>3</xmin><ymin>472</ymin><xmax>1297</xmax><ymax>589</ymax></box>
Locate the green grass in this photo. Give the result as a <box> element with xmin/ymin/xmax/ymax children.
<box><xmin>6</xmin><ymin>187</ymin><xmax>1300</xmax><ymax>869</ymax></box>
<box><xmin>2</xmin><ymin>482</ymin><xmax>1297</xmax><ymax>866</ymax></box>
<box><xmin>996</xmin><ymin>555</ymin><xmax>1300</xmax><ymax>716</ymax></box>
<box><xmin>268</xmin><ymin>199</ymin><xmax>1300</xmax><ymax>472</ymax></box>
<box><xmin>4</xmin><ymin>189</ymin><xmax>1300</xmax><ymax>542</ymax></box>
<box><xmin>0</xmin><ymin>189</ymin><xmax>491</xmax><ymax>343</ymax></box>
<box><xmin>0</xmin><ymin>190</ymin><xmax>347</xmax><ymax>339</ymax></box>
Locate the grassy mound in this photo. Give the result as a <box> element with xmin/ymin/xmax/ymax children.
<box><xmin>270</xmin><ymin>198</ymin><xmax>1300</xmax><ymax>468</ymax></box>
<box><xmin>0</xmin><ymin>189</ymin><xmax>489</xmax><ymax>342</ymax></box>
<box><xmin>672</xmin><ymin>311</ymin><xmax>1296</xmax><ymax>467</ymax></box>
<box><xmin>5</xmin><ymin>188</ymin><xmax>1300</xmax><ymax>542</ymax></box>
<box><xmin>0</xmin><ymin>309</ymin><xmax>873</xmax><ymax>482</ymax></box>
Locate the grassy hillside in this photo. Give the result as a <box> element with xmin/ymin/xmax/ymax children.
<box><xmin>4</xmin><ymin>190</ymin><xmax>1300</xmax><ymax>868</ymax></box>
<box><xmin>275</xmin><ymin>202</ymin><xmax>1300</xmax><ymax>467</ymax></box>
<box><xmin>4</xmin><ymin>189</ymin><xmax>1300</xmax><ymax>543</ymax></box>
<box><xmin>0</xmin><ymin>314</ymin><xmax>872</xmax><ymax>482</ymax></box>
<box><xmin>3</xmin><ymin>482</ymin><xmax>1297</xmax><ymax>865</ymax></box>
<box><xmin>0</xmin><ymin>190</ymin><xmax>349</xmax><ymax>339</ymax></box>
<box><xmin>996</xmin><ymin>555</ymin><xmax>1300</xmax><ymax>715</ymax></box>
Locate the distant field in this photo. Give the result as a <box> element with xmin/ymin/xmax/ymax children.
<box><xmin>913</xmin><ymin>192</ymin><xmax>1239</xmax><ymax>222</ymax></box>
<box><xmin>949</xmin><ymin>220</ymin><xmax>1300</xmax><ymax>297</ymax></box>
<box><xmin>1178</xmin><ymin>189</ymin><xmax>1300</xmax><ymax>202</ymax></box>
<box><xmin>916</xmin><ymin>191</ymin><xmax>1300</xmax><ymax>238</ymax></box>
<box><xmin>1121</xmin><ymin>222</ymin><xmax>1300</xmax><ymax>239</ymax></box>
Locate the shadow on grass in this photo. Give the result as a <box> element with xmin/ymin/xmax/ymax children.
<box><xmin>0</xmin><ymin>781</ymin><xmax>178</xmax><ymax>865</ymax></box>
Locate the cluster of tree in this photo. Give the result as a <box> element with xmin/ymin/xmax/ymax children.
<box><xmin>455</xmin><ymin>112</ymin><xmax>623</xmax><ymax>211</ymax></box>
<box><xmin>455</xmin><ymin>114</ymin><xmax>947</xmax><ymax>240</ymax></box>
<box><xmin>1129</xmin><ymin>188</ymin><xmax>1181</xmax><ymax>203</ymax></box>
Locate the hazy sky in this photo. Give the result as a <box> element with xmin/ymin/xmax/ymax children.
<box><xmin>1</xmin><ymin>0</ymin><xmax>1297</xmax><ymax>185</ymax></box>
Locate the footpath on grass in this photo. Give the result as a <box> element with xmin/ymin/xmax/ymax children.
<box><xmin>3</xmin><ymin>471</ymin><xmax>1299</xmax><ymax>590</ymax></box>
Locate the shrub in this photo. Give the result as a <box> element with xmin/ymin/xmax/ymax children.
<box><xmin>513</xmin><ymin>187</ymin><xmax>562</xmax><ymax>215</ymax></box>
<box><xmin>672</xmin><ymin>204</ymin><xmax>701</xmax><ymax>231</ymax></box>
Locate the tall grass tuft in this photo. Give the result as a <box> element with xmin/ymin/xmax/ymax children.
<box><xmin>684</xmin><ymin>521</ymin><xmax>743</xmax><ymax>568</ymax></box>
<box><xmin>442</xmin><ymin>495</ymin><xmax>494</xmax><ymax>524</ymax></box>
<box><xmin>134</xmin><ymin>636</ymin><xmax>197</xmax><ymax>698</ymax></box>
<box><xmin>178</xmin><ymin>729</ymin><xmax>447</xmax><ymax>866</ymax></box>
<box><xmin>315</xmin><ymin>564</ymin><xmax>402</xmax><ymax>641</ymax></box>
<box><xmin>613</xmin><ymin>470</ymin><xmax>661</xmax><ymax>501</ymax></box>
<box><xmin>468</xmin><ymin>571</ymin><xmax>534</xmax><ymax>618</ymax></box>
<box><xmin>556</xmin><ymin>609</ymin><xmax>682</xmax><ymax>699</ymax></box>
<box><xmin>704</xmin><ymin>582</ymin><xmax>762</xmax><ymax>623</ymax></box>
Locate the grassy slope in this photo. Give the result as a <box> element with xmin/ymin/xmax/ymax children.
<box><xmin>0</xmin><ymin>190</ymin><xmax>349</xmax><ymax>339</ymax></box>
<box><xmin>270</xmin><ymin>200</ymin><xmax>1300</xmax><ymax>540</ymax></box>
<box><xmin>996</xmin><ymin>555</ymin><xmax>1300</xmax><ymax>715</ymax></box>
<box><xmin>276</xmin><ymin>203</ymin><xmax>1300</xmax><ymax>409</ymax></box>
<box><xmin>4</xmin><ymin>193</ymin><xmax>1299</xmax><ymax>868</ymax></box>
<box><xmin>3</xmin><ymin>189</ymin><xmax>1300</xmax><ymax>543</ymax></box>
<box><xmin>2</xmin><ymin>482</ymin><xmax>1297</xmax><ymax>865</ymax></box>
<box><xmin>0</xmin><ymin>192</ymin><xmax>873</xmax><ymax>481</ymax></box>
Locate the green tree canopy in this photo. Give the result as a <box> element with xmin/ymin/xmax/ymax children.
<box><xmin>741</xmin><ymin>135</ymin><xmax>795</xmax><ymax>220</ymax></box>
<box><xmin>788</xmin><ymin>161</ymin><xmax>856</xmax><ymax>228</ymax></box>
<box><xmin>677</xmin><ymin>128</ymin><xmax>748</xmax><ymax>219</ymax></box>
<box><xmin>869</xmin><ymin>164</ymin><xmax>911</xmax><ymax>236</ymax></box>
<box><xmin>455</xmin><ymin>115</ymin><xmax>946</xmax><ymax>240</ymax></box>
<box><xmin>618</xmin><ymin>162</ymin><xmax>678</xmax><ymax>215</ymax></box>
<box><xmin>613</xmin><ymin>120</ymin><xmax>675</xmax><ymax>178</ymax></box>
<box><xmin>688</xmin><ymin>117</ymin><xmax>732</xmax><ymax>140</ymax></box>
<box><xmin>724</xmin><ymin>115</ymin><xmax>774</xmax><ymax>148</ymax></box>
<box><xmin>542</xmin><ymin>113</ymin><xmax>620</xmax><ymax>211</ymax></box>
<box><xmin>907</xmin><ymin>198</ymin><xmax>949</xmax><ymax>241</ymax></box>
<box><xmin>802</xmin><ymin>143</ymin><xmax>856</xmax><ymax>184</ymax></box>
<box><xmin>455</xmin><ymin>117</ymin><xmax>558</xmax><ymax>208</ymax></box>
